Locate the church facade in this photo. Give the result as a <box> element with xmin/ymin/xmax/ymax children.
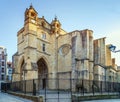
<box><xmin>12</xmin><ymin>5</ymin><xmax>117</xmax><ymax>90</ymax></box>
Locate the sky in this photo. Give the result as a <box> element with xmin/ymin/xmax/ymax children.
<box><xmin>0</xmin><ymin>0</ymin><xmax>120</xmax><ymax>65</ymax></box>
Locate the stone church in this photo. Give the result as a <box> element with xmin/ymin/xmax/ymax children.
<box><xmin>13</xmin><ymin>5</ymin><xmax>109</xmax><ymax>89</ymax></box>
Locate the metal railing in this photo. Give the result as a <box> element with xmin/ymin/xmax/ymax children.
<box><xmin>1</xmin><ymin>78</ymin><xmax>120</xmax><ymax>102</ymax></box>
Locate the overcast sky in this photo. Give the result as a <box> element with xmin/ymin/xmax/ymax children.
<box><xmin>0</xmin><ymin>0</ymin><xmax>120</xmax><ymax>65</ymax></box>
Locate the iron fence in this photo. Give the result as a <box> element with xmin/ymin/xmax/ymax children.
<box><xmin>1</xmin><ymin>78</ymin><xmax>120</xmax><ymax>102</ymax></box>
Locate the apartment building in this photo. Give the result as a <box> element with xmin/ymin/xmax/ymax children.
<box><xmin>0</xmin><ymin>46</ymin><xmax>7</xmax><ymax>89</ymax></box>
<box><xmin>6</xmin><ymin>61</ymin><xmax>13</xmax><ymax>82</ymax></box>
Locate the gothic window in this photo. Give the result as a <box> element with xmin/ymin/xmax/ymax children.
<box><xmin>42</xmin><ymin>44</ymin><xmax>46</xmax><ymax>52</ymax></box>
<box><xmin>41</xmin><ymin>33</ymin><xmax>46</xmax><ymax>39</ymax></box>
<box><xmin>59</xmin><ymin>44</ymin><xmax>71</xmax><ymax>56</ymax></box>
<box><xmin>57</xmin><ymin>24</ymin><xmax>59</xmax><ymax>27</ymax></box>
<box><xmin>31</xmin><ymin>12</ymin><xmax>36</xmax><ymax>19</ymax></box>
<box><xmin>31</xmin><ymin>12</ymin><xmax>35</xmax><ymax>17</ymax></box>
<box><xmin>41</xmin><ymin>21</ymin><xmax>46</xmax><ymax>27</ymax></box>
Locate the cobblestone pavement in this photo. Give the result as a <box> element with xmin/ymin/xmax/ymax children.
<box><xmin>0</xmin><ymin>92</ymin><xmax>33</xmax><ymax>102</ymax></box>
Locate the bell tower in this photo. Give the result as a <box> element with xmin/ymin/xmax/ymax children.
<box><xmin>23</xmin><ymin>5</ymin><xmax>38</xmax><ymax>80</ymax></box>
<box><xmin>51</xmin><ymin>16</ymin><xmax>61</xmax><ymax>34</ymax></box>
<box><xmin>24</xmin><ymin>4</ymin><xmax>38</xmax><ymax>25</ymax></box>
<box><xmin>23</xmin><ymin>5</ymin><xmax>38</xmax><ymax>53</ymax></box>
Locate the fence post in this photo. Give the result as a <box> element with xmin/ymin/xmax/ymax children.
<box><xmin>82</xmin><ymin>79</ymin><xmax>84</xmax><ymax>96</ymax></box>
<box><xmin>33</xmin><ymin>79</ymin><xmax>36</xmax><ymax>96</ymax></box>
<box><xmin>4</xmin><ymin>83</ymin><xmax>6</xmax><ymax>92</ymax></box>
<box><xmin>70</xmin><ymin>72</ymin><xmax>72</xmax><ymax>101</ymax></box>
<box><xmin>101</xmin><ymin>81</ymin><xmax>102</xmax><ymax>95</ymax></box>
<box><xmin>19</xmin><ymin>81</ymin><xmax>21</xmax><ymax>92</ymax></box>
<box><xmin>118</xmin><ymin>83</ymin><xmax>120</xmax><ymax>97</ymax></box>
<box><xmin>24</xmin><ymin>80</ymin><xmax>26</xmax><ymax>94</ymax></box>
<box><xmin>5</xmin><ymin>83</ymin><xmax>7</xmax><ymax>92</ymax></box>
<box><xmin>116</xmin><ymin>82</ymin><xmax>118</xmax><ymax>95</ymax></box>
<box><xmin>108</xmin><ymin>82</ymin><xmax>109</xmax><ymax>95</ymax></box>
<box><xmin>58</xmin><ymin>76</ymin><xmax>60</xmax><ymax>102</ymax></box>
<box><xmin>10</xmin><ymin>82</ymin><xmax>12</xmax><ymax>91</ymax></box>
<box><xmin>92</xmin><ymin>80</ymin><xmax>94</xmax><ymax>96</ymax></box>
<box><xmin>45</xmin><ymin>78</ymin><xmax>47</xmax><ymax>102</ymax></box>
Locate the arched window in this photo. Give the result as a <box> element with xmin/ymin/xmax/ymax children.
<box><xmin>31</xmin><ymin>12</ymin><xmax>35</xmax><ymax>17</ymax></box>
<box><xmin>41</xmin><ymin>33</ymin><xmax>46</xmax><ymax>39</ymax></box>
<box><xmin>42</xmin><ymin>43</ymin><xmax>46</xmax><ymax>52</ymax></box>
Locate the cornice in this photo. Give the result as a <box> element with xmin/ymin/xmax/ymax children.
<box><xmin>37</xmin><ymin>37</ymin><xmax>51</xmax><ymax>44</ymax></box>
<box><xmin>24</xmin><ymin>46</ymin><xmax>37</xmax><ymax>50</ymax></box>
<box><xmin>37</xmin><ymin>50</ymin><xmax>51</xmax><ymax>56</ymax></box>
<box><xmin>17</xmin><ymin>28</ymin><xmax>24</xmax><ymax>36</ymax></box>
<box><xmin>17</xmin><ymin>40</ymin><xmax>24</xmax><ymax>45</ymax></box>
<box><xmin>18</xmin><ymin>52</ymin><xmax>24</xmax><ymax>56</ymax></box>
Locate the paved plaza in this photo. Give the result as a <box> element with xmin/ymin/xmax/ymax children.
<box><xmin>83</xmin><ymin>99</ymin><xmax>120</xmax><ymax>102</ymax></box>
<box><xmin>0</xmin><ymin>92</ymin><xmax>33</xmax><ymax>102</ymax></box>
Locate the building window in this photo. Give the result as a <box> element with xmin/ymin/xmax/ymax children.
<box><xmin>8</xmin><ymin>69</ymin><xmax>12</xmax><ymax>74</ymax></box>
<box><xmin>2</xmin><ymin>62</ymin><xmax>4</xmax><ymax>66</ymax></box>
<box><xmin>109</xmin><ymin>76</ymin><xmax>111</xmax><ymax>80</ymax></box>
<box><xmin>41</xmin><ymin>33</ymin><xmax>46</xmax><ymax>39</ymax></box>
<box><xmin>2</xmin><ymin>51</ymin><xmax>4</xmax><ymax>54</ymax></box>
<box><xmin>42</xmin><ymin>44</ymin><xmax>46</xmax><ymax>52</ymax></box>
<box><xmin>2</xmin><ymin>55</ymin><xmax>4</xmax><ymax>60</ymax></box>
<box><xmin>1</xmin><ymin>75</ymin><xmax>4</xmax><ymax>80</ymax></box>
<box><xmin>2</xmin><ymin>68</ymin><xmax>4</xmax><ymax>73</ymax></box>
<box><xmin>41</xmin><ymin>21</ymin><xmax>45</xmax><ymax>27</ymax></box>
<box><xmin>6</xmin><ymin>75</ymin><xmax>9</xmax><ymax>81</ymax></box>
<box><xmin>31</xmin><ymin>12</ymin><xmax>35</xmax><ymax>17</ymax></box>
